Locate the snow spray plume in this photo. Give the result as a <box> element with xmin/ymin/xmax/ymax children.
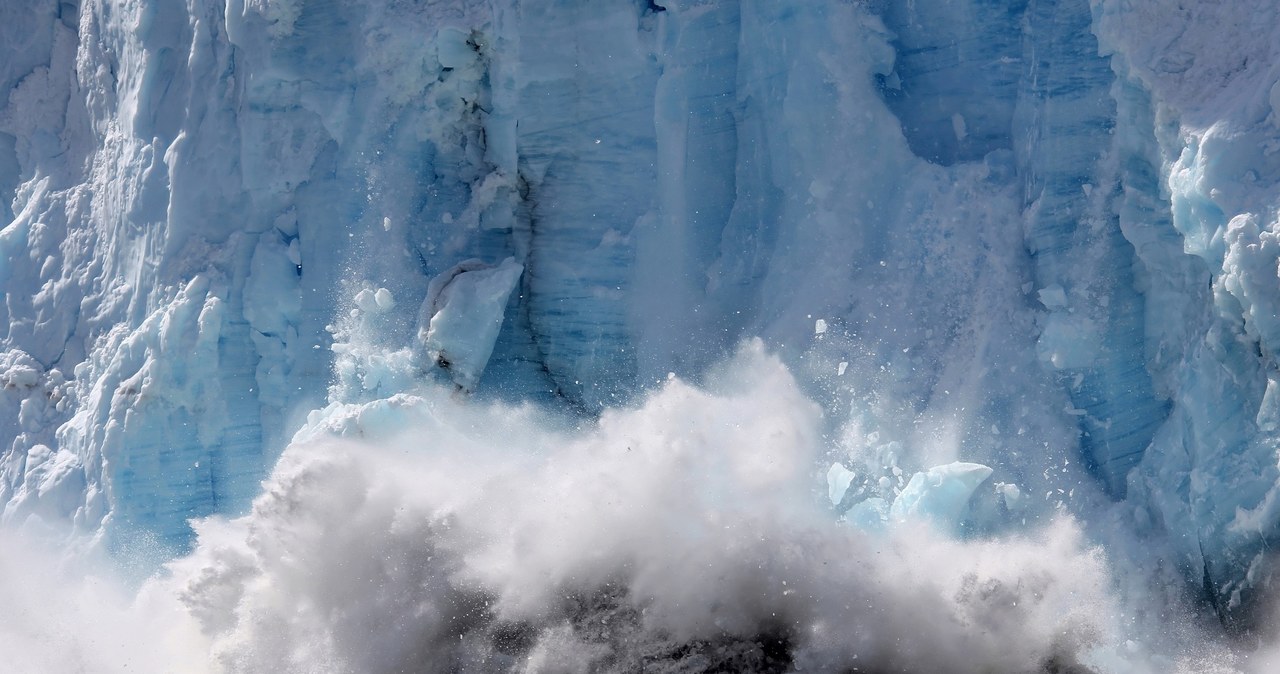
<box><xmin>166</xmin><ymin>342</ymin><xmax>1120</xmax><ymax>673</ymax></box>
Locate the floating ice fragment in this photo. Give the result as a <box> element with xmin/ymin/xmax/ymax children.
<box><xmin>815</xmin><ymin>319</ymin><xmax>828</xmax><ymax>335</ymax></box>
<box><xmin>374</xmin><ymin>288</ymin><xmax>395</xmax><ymax>311</ymax></box>
<box><xmin>837</xmin><ymin>361</ymin><xmax>848</xmax><ymax>376</ymax></box>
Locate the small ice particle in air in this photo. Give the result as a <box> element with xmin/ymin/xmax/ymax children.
<box><xmin>374</xmin><ymin>288</ymin><xmax>395</xmax><ymax>311</ymax></box>
<box><xmin>442</xmin><ymin>213</ymin><xmax>454</xmax><ymax>224</ymax></box>
<box><xmin>837</xmin><ymin>361</ymin><xmax>848</xmax><ymax>376</ymax></box>
<box><xmin>996</xmin><ymin>482</ymin><xmax>1023</xmax><ymax>511</ymax></box>
<box><xmin>815</xmin><ymin>319</ymin><xmax>828</xmax><ymax>335</ymax></box>
<box><xmin>382</xmin><ymin>217</ymin><xmax>392</xmax><ymax>231</ymax></box>
<box><xmin>951</xmin><ymin>113</ymin><xmax>967</xmax><ymax>141</ymax></box>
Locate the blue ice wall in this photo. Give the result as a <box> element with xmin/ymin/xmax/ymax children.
<box><xmin>1</xmin><ymin>0</ymin><xmax>1280</xmax><ymax>627</ymax></box>
<box><xmin>880</xmin><ymin>0</ymin><xmax>1171</xmax><ymax>496</ymax></box>
<box><xmin>1014</xmin><ymin>0</ymin><xmax>1170</xmax><ymax>496</ymax></box>
<box><xmin>880</xmin><ymin>0</ymin><xmax>1027</xmax><ymax>165</ymax></box>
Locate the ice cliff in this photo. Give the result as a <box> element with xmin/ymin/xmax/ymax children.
<box><xmin>2</xmin><ymin>0</ymin><xmax>1280</xmax><ymax>667</ymax></box>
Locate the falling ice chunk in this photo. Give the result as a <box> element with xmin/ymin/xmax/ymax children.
<box><xmin>1037</xmin><ymin>284</ymin><xmax>1068</xmax><ymax>309</ymax></box>
<box><xmin>827</xmin><ymin>463</ymin><xmax>857</xmax><ymax>506</ymax></box>
<box><xmin>815</xmin><ymin>319</ymin><xmax>828</xmax><ymax>335</ymax></box>
<box><xmin>382</xmin><ymin>216</ymin><xmax>392</xmax><ymax>231</ymax></box>
<box><xmin>837</xmin><ymin>361</ymin><xmax>848</xmax><ymax>376</ymax></box>
<box><xmin>951</xmin><ymin>113</ymin><xmax>967</xmax><ymax>141</ymax></box>
<box><xmin>353</xmin><ymin>289</ymin><xmax>377</xmax><ymax>313</ymax></box>
<box><xmin>846</xmin><ymin>497</ymin><xmax>889</xmax><ymax>532</ymax></box>
<box><xmin>374</xmin><ymin>288</ymin><xmax>395</xmax><ymax>311</ymax></box>
<box><xmin>889</xmin><ymin>462</ymin><xmax>994</xmax><ymax>532</ymax></box>
<box><xmin>996</xmin><ymin>482</ymin><xmax>1023</xmax><ymax>512</ymax></box>
<box><xmin>416</xmin><ymin>258</ymin><xmax>524</xmax><ymax>391</ymax></box>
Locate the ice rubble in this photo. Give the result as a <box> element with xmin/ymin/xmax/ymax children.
<box><xmin>0</xmin><ymin>0</ymin><xmax>1277</xmax><ymax>657</ymax></box>
<box><xmin>889</xmin><ymin>462</ymin><xmax>995</xmax><ymax>532</ymax></box>
<box><xmin>416</xmin><ymin>257</ymin><xmax>524</xmax><ymax>391</ymax></box>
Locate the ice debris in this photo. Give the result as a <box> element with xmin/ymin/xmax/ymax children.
<box><xmin>827</xmin><ymin>463</ymin><xmax>857</xmax><ymax>506</ymax></box>
<box><xmin>416</xmin><ymin>258</ymin><xmax>524</xmax><ymax>391</ymax></box>
<box><xmin>889</xmin><ymin>462</ymin><xmax>994</xmax><ymax>532</ymax></box>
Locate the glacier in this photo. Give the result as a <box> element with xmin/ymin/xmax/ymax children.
<box><xmin>1</xmin><ymin>0</ymin><xmax>1280</xmax><ymax>671</ymax></box>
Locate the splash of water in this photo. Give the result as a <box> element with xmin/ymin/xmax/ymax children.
<box><xmin>0</xmin><ymin>343</ymin><xmax>1269</xmax><ymax>673</ymax></box>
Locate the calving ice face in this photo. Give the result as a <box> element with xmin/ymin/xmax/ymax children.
<box><xmin>1</xmin><ymin>0</ymin><xmax>1279</xmax><ymax>672</ymax></box>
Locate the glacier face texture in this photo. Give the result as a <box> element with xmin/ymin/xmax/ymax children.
<box><xmin>2</xmin><ymin>0</ymin><xmax>1280</xmax><ymax>651</ymax></box>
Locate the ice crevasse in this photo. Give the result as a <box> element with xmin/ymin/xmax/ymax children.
<box><xmin>0</xmin><ymin>0</ymin><xmax>1279</xmax><ymax>646</ymax></box>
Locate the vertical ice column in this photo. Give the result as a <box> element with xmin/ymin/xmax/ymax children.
<box><xmin>628</xmin><ymin>1</ymin><xmax>742</xmax><ymax>382</ymax></box>
<box><xmin>1015</xmin><ymin>0</ymin><xmax>1168</xmax><ymax>496</ymax></box>
<box><xmin>1091</xmin><ymin>0</ymin><xmax>1280</xmax><ymax>621</ymax></box>
<box><xmin>880</xmin><ymin>0</ymin><xmax>1028</xmax><ymax>165</ymax></box>
<box><xmin>513</xmin><ymin>0</ymin><xmax>661</xmax><ymax>409</ymax></box>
